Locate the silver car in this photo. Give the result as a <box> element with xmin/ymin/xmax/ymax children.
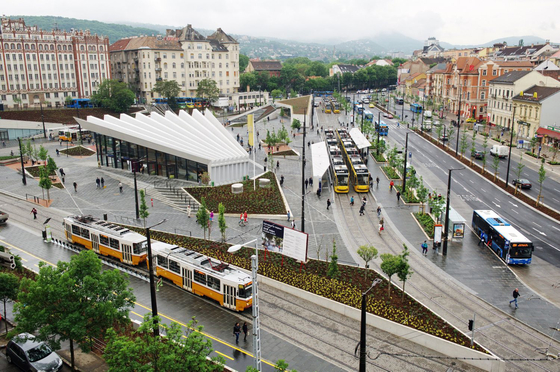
<box><xmin>6</xmin><ymin>333</ymin><xmax>63</xmax><ymax>372</ymax></box>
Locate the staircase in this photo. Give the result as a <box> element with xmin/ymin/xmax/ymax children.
<box><xmin>150</xmin><ymin>182</ymin><xmax>200</xmax><ymax>214</ymax></box>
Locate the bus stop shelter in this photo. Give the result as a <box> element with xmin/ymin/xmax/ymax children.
<box><xmin>311</xmin><ymin>141</ymin><xmax>330</xmax><ymax>193</ymax></box>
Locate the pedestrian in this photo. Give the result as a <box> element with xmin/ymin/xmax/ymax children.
<box><xmin>276</xmin><ymin>160</ymin><xmax>279</xmax><ymax>169</ymax></box>
<box><xmin>421</xmin><ymin>240</ymin><xmax>428</xmax><ymax>255</ymax></box>
<box><xmin>376</xmin><ymin>177</ymin><xmax>380</xmax><ymax>188</ymax></box>
<box><xmin>73</xmin><ymin>182</ymin><xmax>77</xmax><ymax>192</ymax></box>
<box><xmin>101</xmin><ymin>177</ymin><xmax>105</xmax><ymax>188</ymax></box>
<box><xmin>509</xmin><ymin>288</ymin><xmax>520</xmax><ymax>309</ymax></box>
<box><xmin>359</xmin><ymin>203</ymin><xmax>365</xmax><ymax>216</ymax></box>
<box><xmin>291</xmin><ymin>219</ymin><xmax>296</xmax><ymax>229</ymax></box>
<box><xmin>350</xmin><ymin>196</ymin><xmax>354</xmax><ymax>206</ymax></box>
<box><xmin>396</xmin><ymin>191</ymin><xmax>401</xmax><ymax>203</ymax></box>
<box><xmin>309</xmin><ymin>177</ymin><xmax>313</xmax><ymax>187</ymax></box>
<box><xmin>305</xmin><ymin>179</ymin><xmax>309</xmax><ymax>190</ymax></box>
<box><xmin>362</xmin><ymin>197</ymin><xmax>367</xmax><ymax>207</ymax></box>
<box><xmin>478</xmin><ymin>232</ymin><xmax>486</xmax><ymax>246</ymax></box>
<box><xmin>210</xmin><ymin>210</ymin><xmax>214</xmax><ymax>222</ymax></box>
<box><xmin>56</xmin><ymin>148</ymin><xmax>60</xmax><ymax>157</ymax></box>
<box><xmin>379</xmin><ymin>217</ymin><xmax>384</xmax><ymax>232</ymax></box>
<box><xmin>287</xmin><ymin>210</ymin><xmax>291</xmax><ymax>221</ymax></box>
<box><xmin>280</xmin><ymin>175</ymin><xmax>284</xmax><ymax>187</ymax></box>
<box><xmin>236</xmin><ymin>133</ymin><xmax>240</xmax><ymax>142</ymax></box>
<box><xmin>96</xmin><ymin>177</ymin><xmax>100</xmax><ymax>188</ymax></box>
<box><xmin>61</xmin><ymin>175</ymin><xmax>65</xmax><ymax>184</ymax></box>
<box><xmin>326</xmin><ymin>198</ymin><xmax>331</xmax><ymax>210</ymax></box>
<box><xmin>377</xmin><ymin>206</ymin><xmax>381</xmax><ymax>218</ymax></box>
<box><xmin>141</xmin><ymin>166</ymin><xmax>145</xmax><ymax>175</ymax></box>
<box><xmin>187</xmin><ymin>205</ymin><xmax>192</xmax><ymax>218</ymax></box>
<box><xmin>389</xmin><ymin>180</ymin><xmax>394</xmax><ymax>191</ymax></box>
<box><xmin>244</xmin><ymin>210</ymin><xmax>248</xmax><ymax>224</ymax></box>
<box><xmin>31</xmin><ymin>207</ymin><xmax>37</xmax><ymax>219</ymax></box>
<box><xmin>233</xmin><ymin>322</ymin><xmax>241</xmax><ymax>344</ymax></box>
<box><xmin>258</xmin><ymin>142</ymin><xmax>262</xmax><ymax>150</ymax></box>
<box><xmin>119</xmin><ymin>182</ymin><xmax>123</xmax><ymax>193</ymax></box>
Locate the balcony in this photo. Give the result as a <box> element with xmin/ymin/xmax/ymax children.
<box><xmin>155</xmin><ymin>68</ymin><xmax>162</xmax><ymax>72</ymax></box>
<box><xmin>155</xmin><ymin>57</ymin><xmax>161</xmax><ymax>62</ymax></box>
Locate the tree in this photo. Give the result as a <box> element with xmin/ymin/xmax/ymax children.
<box><xmin>470</xmin><ymin>129</ymin><xmax>477</xmax><ymax>165</ymax></box>
<box><xmin>550</xmin><ymin>144</ymin><xmax>560</xmax><ymax>163</ymax></box>
<box><xmin>460</xmin><ymin>127</ymin><xmax>469</xmax><ymax>158</ymax></box>
<box><xmin>291</xmin><ymin>119</ymin><xmax>301</xmax><ymax>131</ymax></box>
<box><xmin>15</xmin><ymin>250</ymin><xmax>135</xmax><ymax>370</ymax></box>
<box><xmin>380</xmin><ymin>253</ymin><xmax>400</xmax><ymax>297</ymax></box>
<box><xmin>139</xmin><ymin>189</ymin><xmax>149</xmax><ymax>227</ymax></box>
<box><xmin>239</xmin><ymin>54</ymin><xmax>250</xmax><ymax>73</ymax></box>
<box><xmin>491</xmin><ymin>153</ymin><xmax>500</xmax><ymax>181</ymax></box>
<box><xmin>218</xmin><ymin>202</ymin><xmax>227</xmax><ymax>242</ymax></box>
<box><xmin>537</xmin><ymin>159</ymin><xmax>546</xmax><ymax>206</ymax></box>
<box><xmin>38</xmin><ymin>165</ymin><xmax>52</xmax><ymax>200</ymax></box>
<box><xmin>435</xmin><ymin>125</ymin><xmax>444</xmax><ymax>145</ymax></box>
<box><xmin>196</xmin><ymin>197</ymin><xmax>210</xmax><ymax>239</ymax></box>
<box><xmin>105</xmin><ymin>314</ymin><xmax>224</xmax><ymax>372</ymax></box>
<box><xmin>46</xmin><ymin>156</ymin><xmax>57</xmax><ymax>176</ymax></box>
<box><xmin>271</xmin><ymin>89</ymin><xmax>283</xmax><ymax>102</ymax></box>
<box><xmin>327</xmin><ymin>238</ymin><xmax>339</xmax><ymax>279</ymax></box>
<box><xmin>240</xmin><ymin>72</ymin><xmax>257</xmax><ymax>92</ymax></box>
<box><xmin>91</xmin><ymin>79</ymin><xmax>135</xmax><ymax>113</ymax></box>
<box><xmin>38</xmin><ymin>144</ymin><xmax>48</xmax><ymax>163</ymax></box>
<box><xmin>0</xmin><ymin>272</ymin><xmax>19</xmax><ymax>334</ymax></box>
<box><xmin>514</xmin><ymin>153</ymin><xmax>525</xmax><ymax>194</ymax></box>
<box><xmin>428</xmin><ymin>192</ymin><xmax>445</xmax><ymax>222</ymax></box>
<box><xmin>416</xmin><ymin>176</ymin><xmax>429</xmax><ymax>214</ymax></box>
<box><xmin>280</xmin><ymin>64</ymin><xmax>304</xmax><ymax>93</ymax></box>
<box><xmin>482</xmin><ymin>135</ymin><xmax>489</xmax><ymax>173</ymax></box>
<box><xmin>397</xmin><ymin>245</ymin><xmax>412</xmax><ymax>300</ymax></box>
<box><xmin>357</xmin><ymin>245</ymin><xmax>378</xmax><ymax>278</ymax></box>
<box><xmin>196</xmin><ymin>78</ymin><xmax>220</xmax><ymax>103</ymax></box>
<box><xmin>529</xmin><ymin>136</ymin><xmax>538</xmax><ymax>154</ymax></box>
<box><xmin>274</xmin><ymin>359</ymin><xmax>292</xmax><ymax>372</ymax></box>
<box><xmin>25</xmin><ymin>140</ymin><xmax>34</xmax><ymax>161</ymax></box>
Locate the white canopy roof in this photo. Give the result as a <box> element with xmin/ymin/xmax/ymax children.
<box><xmin>349</xmin><ymin>128</ymin><xmax>372</xmax><ymax>150</ymax></box>
<box><xmin>311</xmin><ymin>141</ymin><xmax>330</xmax><ymax>178</ymax></box>
<box><xmin>76</xmin><ymin>109</ymin><xmax>248</xmax><ymax>166</ymax></box>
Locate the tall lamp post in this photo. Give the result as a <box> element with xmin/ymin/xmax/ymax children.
<box><xmin>402</xmin><ymin>132</ymin><xmax>409</xmax><ymax>193</ymax></box>
<box><xmin>359</xmin><ymin>278</ymin><xmax>382</xmax><ymax>372</ymax></box>
<box><xmin>301</xmin><ymin>108</ymin><xmax>307</xmax><ymax>233</ymax></box>
<box><xmin>228</xmin><ymin>239</ymin><xmax>261</xmax><ymax>371</ymax></box>
<box><xmin>39</xmin><ymin>101</ymin><xmax>47</xmax><ymax>138</ymax></box>
<box><xmin>443</xmin><ymin>168</ymin><xmax>464</xmax><ymax>255</ymax></box>
<box><xmin>17</xmin><ymin>137</ymin><xmax>27</xmax><ymax>185</ymax></box>
<box><xmin>505</xmin><ymin>106</ymin><xmax>517</xmax><ymax>188</ymax></box>
<box><xmin>146</xmin><ymin>219</ymin><xmax>167</xmax><ymax>336</ymax></box>
<box><xmin>132</xmin><ymin>160</ymin><xmax>140</xmax><ymax>219</ymax></box>
<box><xmin>455</xmin><ymin>91</ymin><xmax>462</xmax><ymax>156</ymax></box>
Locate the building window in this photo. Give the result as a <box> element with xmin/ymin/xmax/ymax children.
<box><xmin>482</xmin><ymin>70</ymin><xmax>487</xmax><ymax>76</ymax></box>
<box><xmin>492</xmin><ymin>70</ymin><xmax>497</xmax><ymax>76</ymax></box>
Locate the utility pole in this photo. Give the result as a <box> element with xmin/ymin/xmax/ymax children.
<box><xmin>402</xmin><ymin>132</ymin><xmax>409</xmax><ymax>193</ymax></box>
<box><xmin>18</xmin><ymin>138</ymin><xmax>27</xmax><ymax>186</ymax></box>
<box><xmin>40</xmin><ymin>101</ymin><xmax>47</xmax><ymax>138</ymax></box>
<box><xmin>376</xmin><ymin>111</ymin><xmax>381</xmax><ymax>157</ymax></box>
<box><xmin>505</xmin><ymin>106</ymin><xmax>516</xmax><ymax>188</ymax></box>
<box><xmin>455</xmin><ymin>90</ymin><xmax>462</xmax><ymax>156</ymax></box>
<box><xmin>301</xmin><ymin>107</ymin><xmax>307</xmax><ymax>233</ymax></box>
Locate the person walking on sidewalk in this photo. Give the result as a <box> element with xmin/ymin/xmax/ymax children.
<box><xmin>287</xmin><ymin>210</ymin><xmax>291</xmax><ymax>221</ymax></box>
<box><xmin>326</xmin><ymin>198</ymin><xmax>331</xmax><ymax>210</ymax></box>
<box><xmin>421</xmin><ymin>240</ymin><xmax>428</xmax><ymax>255</ymax></box>
<box><xmin>233</xmin><ymin>322</ymin><xmax>241</xmax><ymax>344</ymax></box>
<box><xmin>350</xmin><ymin>196</ymin><xmax>354</xmax><ymax>206</ymax></box>
<box><xmin>378</xmin><ymin>217</ymin><xmax>384</xmax><ymax>233</ymax></box>
<box><xmin>187</xmin><ymin>205</ymin><xmax>192</xmax><ymax>218</ymax></box>
<box><xmin>31</xmin><ymin>207</ymin><xmax>37</xmax><ymax>220</ymax></box>
<box><xmin>377</xmin><ymin>205</ymin><xmax>381</xmax><ymax>218</ymax></box>
<box><xmin>101</xmin><ymin>177</ymin><xmax>105</xmax><ymax>188</ymax></box>
<box><xmin>389</xmin><ymin>180</ymin><xmax>394</xmax><ymax>192</ymax></box>
<box><xmin>118</xmin><ymin>182</ymin><xmax>123</xmax><ymax>193</ymax></box>
<box><xmin>305</xmin><ymin>178</ymin><xmax>309</xmax><ymax>190</ymax></box>
<box><xmin>73</xmin><ymin>182</ymin><xmax>77</xmax><ymax>193</ymax></box>
<box><xmin>478</xmin><ymin>232</ymin><xmax>486</xmax><ymax>246</ymax></box>
<box><xmin>96</xmin><ymin>177</ymin><xmax>101</xmax><ymax>188</ymax></box>
<box><xmin>509</xmin><ymin>288</ymin><xmax>520</xmax><ymax>309</ymax></box>
<box><xmin>359</xmin><ymin>203</ymin><xmax>365</xmax><ymax>216</ymax></box>
<box><xmin>280</xmin><ymin>175</ymin><xmax>284</xmax><ymax>187</ymax></box>
<box><xmin>242</xmin><ymin>322</ymin><xmax>249</xmax><ymax>342</ymax></box>
<box><xmin>396</xmin><ymin>191</ymin><xmax>401</xmax><ymax>204</ymax></box>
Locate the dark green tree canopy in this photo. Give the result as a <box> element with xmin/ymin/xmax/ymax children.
<box><xmin>153</xmin><ymin>80</ymin><xmax>181</xmax><ymax>100</ymax></box>
<box><xmin>196</xmin><ymin>79</ymin><xmax>220</xmax><ymax>102</ymax></box>
<box><xmin>91</xmin><ymin>79</ymin><xmax>135</xmax><ymax>113</ymax></box>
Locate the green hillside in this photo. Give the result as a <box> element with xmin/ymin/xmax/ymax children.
<box><xmin>10</xmin><ymin>15</ymin><xmax>160</xmax><ymax>43</ymax></box>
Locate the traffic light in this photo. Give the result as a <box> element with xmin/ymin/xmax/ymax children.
<box><xmin>468</xmin><ymin>320</ymin><xmax>474</xmax><ymax>331</ymax></box>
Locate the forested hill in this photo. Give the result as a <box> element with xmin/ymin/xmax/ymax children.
<box><xmin>9</xmin><ymin>15</ymin><xmax>160</xmax><ymax>43</ymax></box>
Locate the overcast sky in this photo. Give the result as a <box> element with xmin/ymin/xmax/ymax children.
<box><xmin>4</xmin><ymin>0</ymin><xmax>559</xmax><ymax>45</ymax></box>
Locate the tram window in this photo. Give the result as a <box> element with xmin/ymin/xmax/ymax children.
<box><xmin>157</xmin><ymin>255</ymin><xmax>168</xmax><ymax>268</ymax></box>
<box><xmin>207</xmin><ymin>276</ymin><xmax>220</xmax><ymax>290</ymax></box>
<box><xmin>194</xmin><ymin>271</ymin><xmax>207</xmax><ymax>285</ymax></box>
<box><xmin>134</xmin><ymin>241</ymin><xmax>147</xmax><ymax>254</ymax></box>
<box><xmin>168</xmin><ymin>260</ymin><xmax>180</xmax><ymax>274</ymax></box>
<box><xmin>109</xmin><ymin>238</ymin><xmax>120</xmax><ymax>250</ymax></box>
<box><xmin>100</xmin><ymin>235</ymin><xmax>109</xmax><ymax>246</ymax></box>
<box><xmin>80</xmin><ymin>227</ymin><xmax>90</xmax><ymax>239</ymax></box>
<box><xmin>72</xmin><ymin>225</ymin><xmax>80</xmax><ymax>235</ymax></box>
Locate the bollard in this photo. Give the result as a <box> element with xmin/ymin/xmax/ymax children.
<box><xmin>103</xmin><ymin>213</ymin><xmax>108</xmax><ymax>221</ymax></box>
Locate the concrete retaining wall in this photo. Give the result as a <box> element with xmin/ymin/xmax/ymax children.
<box><xmin>260</xmin><ymin>275</ymin><xmax>505</xmax><ymax>372</ymax></box>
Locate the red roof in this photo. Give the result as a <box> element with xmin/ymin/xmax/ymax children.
<box><xmin>536</xmin><ymin>127</ymin><xmax>560</xmax><ymax>140</ymax></box>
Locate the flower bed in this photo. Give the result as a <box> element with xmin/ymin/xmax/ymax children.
<box><xmin>59</xmin><ymin>146</ymin><xmax>96</xmax><ymax>157</ymax></box>
<box><xmin>185</xmin><ymin>172</ymin><xmax>286</xmax><ymax>214</ymax></box>
<box><xmin>371</xmin><ymin>153</ymin><xmax>386</xmax><ymax>162</ymax></box>
<box><xmin>126</xmin><ymin>228</ymin><xmax>485</xmax><ymax>352</ymax></box>
<box><xmin>413</xmin><ymin>212</ymin><xmax>435</xmax><ymax>238</ymax></box>
<box><xmin>381</xmin><ymin>166</ymin><xmax>400</xmax><ymax>180</ymax></box>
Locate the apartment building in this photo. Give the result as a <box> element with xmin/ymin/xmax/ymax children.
<box><xmin>512</xmin><ymin>86</ymin><xmax>560</xmax><ymax>140</ymax></box>
<box><xmin>109</xmin><ymin>25</ymin><xmax>239</xmax><ymax>103</ymax></box>
<box><xmin>0</xmin><ymin>17</ymin><xmax>110</xmax><ymax>109</ymax></box>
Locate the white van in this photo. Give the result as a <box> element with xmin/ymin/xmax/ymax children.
<box><xmin>424</xmin><ymin>110</ymin><xmax>432</xmax><ymax>118</ymax></box>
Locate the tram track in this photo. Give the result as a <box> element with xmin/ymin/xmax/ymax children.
<box><xmin>333</xmin><ymin>191</ymin><xmax>559</xmax><ymax>372</ymax></box>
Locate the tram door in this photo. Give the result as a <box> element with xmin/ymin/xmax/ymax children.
<box><xmin>182</xmin><ymin>268</ymin><xmax>192</xmax><ymax>291</ymax></box>
<box><xmin>223</xmin><ymin>284</ymin><xmax>237</xmax><ymax>310</ymax></box>
<box><xmin>122</xmin><ymin>244</ymin><xmax>133</xmax><ymax>265</ymax></box>
<box><xmin>91</xmin><ymin>234</ymin><xmax>100</xmax><ymax>253</ymax></box>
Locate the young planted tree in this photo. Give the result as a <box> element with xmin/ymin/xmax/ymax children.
<box><xmin>428</xmin><ymin>192</ymin><xmax>445</xmax><ymax>222</ymax></box>
<box><xmin>38</xmin><ymin>165</ymin><xmax>53</xmax><ymax>200</ymax></box>
<box><xmin>15</xmin><ymin>251</ymin><xmax>135</xmax><ymax>370</ymax></box>
<box><xmin>46</xmin><ymin>156</ymin><xmax>57</xmax><ymax>177</ymax></box>
<box><xmin>196</xmin><ymin>197</ymin><xmax>210</xmax><ymax>239</ymax></box>
<box><xmin>218</xmin><ymin>202</ymin><xmax>227</xmax><ymax>242</ymax></box>
<box><xmin>25</xmin><ymin>140</ymin><xmax>34</xmax><ymax>161</ymax></box>
<box><xmin>397</xmin><ymin>245</ymin><xmax>412</xmax><ymax>300</ymax></box>
<box><xmin>514</xmin><ymin>153</ymin><xmax>525</xmax><ymax>194</ymax></box>
<box><xmin>435</xmin><ymin>125</ymin><xmax>444</xmax><ymax>145</ymax></box>
<box><xmin>38</xmin><ymin>145</ymin><xmax>48</xmax><ymax>163</ymax></box>
<box><xmin>537</xmin><ymin>159</ymin><xmax>546</xmax><ymax>206</ymax></box>
<box><xmin>416</xmin><ymin>176</ymin><xmax>429</xmax><ymax>214</ymax></box>
<box><xmin>529</xmin><ymin>136</ymin><xmax>538</xmax><ymax>154</ymax></box>
<box><xmin>491</xmin><ymin>153</ymin><xmax>500</xmax><ymax>181</ymax></box>
<box><xmin>105</xmin><ymin>314</ymin><xmax>224</xmax><ymax>372</ymax></box>
<box><xmin>327</xmin><ymin>238</ymin><xmax>339</xmax><ymax>279</ymax></box>
<box><xmin>291</xmin><ymin>118</ymin><xmax>302</xmax><ymax>132</ymax></box>
<box><xmin>460</xmin><ymin>127</ymin><xmax>469</xmax><ymax>158</ymax></box>
<box><xmin>264</xmin><ymin>129</ymin><xmax>280</xmax><ymax>154</ymax></box>
<box><xmin>482</xmin><ymin>135</ymin><xmax>489</xmax><ymax>173</ymax></box>
<box><xmin>139</xmin><ymin>189</ymin><xmax>149</xmax><ymax>227</ymax></box>
<box><xmin>380</xmin><ymin>253</ymin><xmax>400</xmax><ymax>297</ymax></box>
<box><xmin>470</xmin><ymin>129</ymin><xmax>477</xmax><ymax>165</ymax></box>
<box><xmin>0</xmin><ymin>272</ymin><xmax>19</xmax><ymax>334</ymax></box>
<box><xmin>357</xmin><ymin>245</ymin><xmax>378</xmax><ymax>277</ymax></box>
<box><xmin>550</xmin><ymin>144</ymin><xmax>560</xmax><ymax>164</ymax></box>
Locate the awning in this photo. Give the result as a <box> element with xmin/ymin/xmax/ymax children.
<box><xmin>536</xmin><ymin>127</ymin><xmax>560</xmax><ymax>140</ymax></box>
<box><xmin>349</xmin><ymin>128</ymin><xmax>372</xmax><ymax>149</ymax></box>
<box><xmin>311</xmin><ymin>142</ymin><xmax>330</xmax><ymax>192</ymax></box>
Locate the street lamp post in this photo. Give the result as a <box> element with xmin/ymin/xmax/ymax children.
<box><xmin>301</xmin><ymin>108</ymin><xmax>307</xmax><ymax>233</ymax></box>
<box><xmin>359</xmin><ymin>278</ymin><xmax>382</xmax><ymax>372</ymax></box>
<box><xmin>39</xmin><ymin>101</ymin><xmax>47</xmax><ymax>138</ymax></box>
<box><xmin>376</xmin><ymin>111</ymin><xmax>381</xmax><ymax>157</ymax></box>
<box><xmin>443</xmin><ymin>168</ymin><xmax>464</xmax><ymax>255</ymax></box>
<box><xmin>228</xmin><ymin>239</ymin><xmax>261</xmax><ymax>371</ymax></box>
<box><xmin>505</xmin><ymin>107</ymin><xmax>517</xmax><ymax>189</ymax></box>
<box><xmin>455</xmin><ymin>91</ymin><xmax>462</xmax><ymax>156</ymax></box>
<box><xmin>133</xmin><ymin>161</ymin><xmax>140</xmax><ymax>219</ymax></box>
<box><xmin>17</xmin><ymin>138</ymin><xmax>27</xmax><ymax>186</ymax></box>
<box><xmin>402</xmin><ymin>132</ymin><xmax>409</xmax><ymax>194</ymax></box>
<box><xmin>146</xmin><ymin>219</ymin><xmax>167</xmax><ymax>336</ymax></box>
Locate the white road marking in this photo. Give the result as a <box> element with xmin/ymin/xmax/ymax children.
<box><xmin>511</xmin><ymin>209</ymin><xmax>519</xmax><ymax>214</ymax></box>
<box><xmin>532</xmin><ymin>222</ymin><xmax>542</xmax><ymax>228</ymax></box>
<box><xmin>533</xmin><ymin>228</ymin><xmax>546</xmax><ymax>236</ymax></box>
<box><xmin>491</xmin><ymin>201</ymin><xmax>501</xmax><ymax>208</ymax></box>
<box><xmin>508</xmin><ymin>201</ymin><xmax>518</xmax><ymax>207</ymax></box>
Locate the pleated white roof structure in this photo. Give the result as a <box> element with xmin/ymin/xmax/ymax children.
<box><xmin>76</xmin><ymin>109</ymin><xmax>251</xmax><ymax>185</ymax></box>
<box><xmin>349</xmin><ymin>128</ymin><xmax>371</xmax><ymax>149</ymax></box>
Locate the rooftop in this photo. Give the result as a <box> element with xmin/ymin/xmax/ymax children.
<box><xmin>512</xmin><ymin>85</ymin><xmax>560</xmax><ymax>102</ymax></box>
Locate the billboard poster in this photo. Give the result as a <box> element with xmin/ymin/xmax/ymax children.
<box><xmin>452</xmin><ymin>223</ymin><xmax>464</xmax><ymax>238</ymax></box>
<box><xmin>262</xmin><ymin>220</ymin><xmax>308</xmax><ymax>262</ymax></box>
<box><xmin>433</xmin><ymin>224</ymin><xmax>442</xmax><ymax>245</ymax></box>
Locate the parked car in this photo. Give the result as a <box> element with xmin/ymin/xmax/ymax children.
<box><xmin>362</xmin><ymin>98</ymin><xmax>370</xmax><ymax>104</ymax></box>
<box><xmin>0</xmin><ymin>210</ymin><xmax>8</xmax><ymax>224</ymax></box>
<box><xmin>466</xmin><ymin>117</ymin><xmax>476</xmax><ymax>123</ymax></box>
<box><xmin>512</xmin><ymin>179</ymin><xmax>532</xmax><ymax>189</ymax></box>
<box><xmin>6</xmin><ymin>333</ymin><xmax>63</xmax><ymax>372</ymax></box>
<box><xmin>471</xmin><ymin>150</ymin><xmax>485</xmax><ymax>159</ymax></box>
<box><xmin>383</xmin><ymin>113</ymin><xmax>394</xmax><ymax>119</ymax></box>
<box><xmin>369</xmin><ymin>103</ymin><xmax>375</xmax><ymax>108</ymax></box>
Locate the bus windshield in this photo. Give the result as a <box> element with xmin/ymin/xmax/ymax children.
<box><xmin>509</xmin><ymin>243</ymin><xmax>533</xmax><ymax>258</ymax></box>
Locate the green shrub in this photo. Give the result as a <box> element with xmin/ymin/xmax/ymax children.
<box><xmin>414</xmin><ymin>212</ymin><xmax>435</xmax><ymax>238</ymax></box>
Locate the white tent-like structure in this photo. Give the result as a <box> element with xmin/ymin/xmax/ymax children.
<box><xmin>349</xmin><ymin>128</ymin><xmax>371</xmax><ymax>149</ymax></box>
<box><xmin>311</xmin><ymin>141</ymin><xmax>330</xmax><ymax>192</ymax></box>
<box><xmin>76</xmin><ymin>109</ymin><xmax>253</xmax><ymax>185</ymax></box>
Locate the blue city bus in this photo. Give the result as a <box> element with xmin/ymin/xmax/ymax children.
<box><xmin>364</xmin><ymin>111</ymin><xmax>374</xmax><ymax>123</ymax></box>
<box><xmin>353</xmin><ymin>103</ymin><xmax>364</xmax><ymax>115</ymax></box>
<box><xmin>375</xmin><ymin>120</ymin><xmax>389</xmax><ymax>136</ymax></box>
<box><xmin>66</xmin><ymin>98</ymin><xmax>94</xmax><ymax>108</ymax></box>
<box><xmin>472</xmin><ymin>210</ymin><xmax>533</xmax><ymax>265</ymax></box>
<box><xmin>410</xmin><ymin>103</ymin><xmax>423</xmax><ymax>113</ymax></box>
